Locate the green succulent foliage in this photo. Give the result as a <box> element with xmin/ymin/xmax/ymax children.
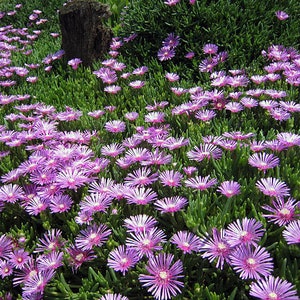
<box><xmin>118</xmin><ymin>0</ymin><xmax>300</xmax><ymax>71</ymax></box>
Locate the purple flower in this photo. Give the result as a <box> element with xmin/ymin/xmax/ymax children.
<box><xmin>107</xmin><ymin>245</ymin><xmax>139</xmax><ymax>275</ymax></box>
<box><xmin>159</xmin><ymin>170</ymin><xmax>183</xmax><ymax>187</ymax></box>
<box><xmin>37</xmin><ymin>251</ymin><xmax>63</xmax><ymax>271</ymax></box>
<box><xmin>256</xmin><ymin>177</ymin><xmax>290</xmax><ymax>198</ymax></box>
<box><xmin>0</xmin><ymin>235</ymin><xmax>13</xmax><ymax>260</ymax></box>
<box><xmin>104</xmin><ymin>85</ymin><xmax>122</xmax><ymax>94</ymax></box>
<box><xmin>187</xmin><ymin>143</ymin><xmax>223</xmax><ymax>162</ymax></box>
<box><xmin>248</xmin><ymin>152</ymin><xmax>280</xmax><ymax>172</ymax></box>
<box><xmin>275</xmin><ymin>10</ymin><xmax>289</xmax><ymax>20</ymax></box>
<box><xmin>49</xmin><ymin>193</ymin><xmax>73</xmax><ymax>213</ymax></box>
<box><xmin>217</xmin><ymin>180</ymin><xmax>241</xmax><ymax>198</ymax></box>
<box><xmin>126</xmin><ymin>228</ymin><xmax>166</xmax><ymax>258</ymax></box>
<box><xmin>68</xmin><ymin>58</ymin><xmax>82</xmax><ymax>70</ymax></box>
<box><xmin>104</xmin><ymin>120</ymin><xmax>126</xmax><ymax>133</ymax></box>
<box><xmin>154</xmin><ymin>196</ymin><xmax>188</xmax><ymax>213</ymax></box>
<box><xmin>66</xmin><ymin>244</ymin><xmax>96</xmax><ymax>271</ymax></box>
<box><xmin>75</xmin><ymin>224</ymin><xmax>111</xmax><ymax>250</ymax></box>
<box><xmin>225</xmin><ymin>218</ymin><xmax>265</xmax><ymax>247</ymax></box>
<box><xmin>282</xmin><ymin>220</ymin><xmax>300</xmax><ymax>244</ymax></box>
<box><xmin>203</xmin><ymin>43</ymin><xmax>218</xmax><ymax>55</ymax></box>
<box><xmin>101</xmin><ymin>143</ymin><xmax>125</xmax><ymax>157</ymax></box>
<box><xmin>250</xmin><ymin>276</ymin><xmax>298</xmax><ymax>300</ymax></box>
<box><xmin>0</xmin><ymin>260</ymin><xmax>14</xmax><ymax>278</ymax></box>
<box><xmin>170</xmin><ymin>231</ymin><xmax>202</xmax><ymax>254</ymax></box>
<box><xmin>100</xmin><ymin>294</ymin><xmax>129</xmax><ymax>300</ymax></box>
<box><xmin>79</xmin><ymin>193</ymin><xmax>112</xmax><ymax>215</ymax></box>
<box><xmin>162</xmin><ymin>33</ymin><xmax>180</xmax><ymax>48</ymax></box>
<box><xmin>8</xmin><ymin>249</ymin><xmax>30</xmax><ymax>269</ymax></box>
<box><xmin>199</xmin><ymin>228</ymin><xmax>232</xmax><ymax>269</ymax></box>
<box><xmin>35</xmin><ymin>229</ymin><xmax>64</xmax><ymax>253</ymax></box>
<box><xmin>165</xmin><ymin>72</ymin><xmax>180</xmax><ymax>82</ymax></box>
<box><xmin>124</xmin><ymin>167</ymin><xmax>158</xmax><ymax>187</ymax></box>
<box><xmin>229</xmin><ymin>245</ymin><xmax>273</xmax><ymax>280</ymax></box>
<box><xmin>261</xmin><ymin>197</ymin><xmax>299</xmax><ymax>226</ymax></box>
<box><xmin>139</xmin><ymin>253</ymin><xmax>184</xmax><ymax>300</ymax></box>
<box><xmin>56</xmin><ymin>167</ymin><xmax>90</xmax><ymax>190</ymax></box>
<box><xmin>124</xmin><ymin>214</ymin><xmax>158</xmax><ymax>233</ymax></box>
<box><xmin>125</xmin><ymin>187</ymin><xmax>158</xmax><ymax>205</ymax></box>
<box><xmin>158</xmin><ymin>47</ymin><xmax>176</xmax><ymax>61</ymax></box>
<box><xmin>129</xmin><ymin>80</ymin><xmax>145</xmax><ymax>89</ymax></box>
<box><xmin>184</xmin><ymin>175</ymin><xmax>217</xmax><ymax>191</ymax></box>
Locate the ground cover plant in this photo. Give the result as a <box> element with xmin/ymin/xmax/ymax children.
<box><xmin>0</xmin><ymin>0</ymin><xmax>299</xmax><ymax>299</ymax></box>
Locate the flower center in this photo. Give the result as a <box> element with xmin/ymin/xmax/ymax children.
<box><xmin>268</xmin><ymin>292</ymin><xmax>278</xmax><ymax>300</ymax></box>
<box><xmin>246</xmin><ymin>257</ymin><xmax>256</xmax><ymax>268</ymax></box>
<box><xmin>159</xmin><ymin>271</ymin><xmax>168</xmax><ymax>280</ymax></box>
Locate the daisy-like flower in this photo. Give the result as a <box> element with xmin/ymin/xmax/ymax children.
<box><xmin>0</xmin><ymin>235</ymin><xmax>13</xmax><ymax>260</ymax></box>
<box><xmin>159</xmin><ymin>170</ymin><xmax>183</xmax><ymax>187</ymax></box>
<box><xmin>124</xmin><ymin>214</ymin><xmax>158</xmax><ymax>233</ymax></box>
<box><xmin>275</xmin><ymin>10</ymin><xmax>289</xmax><ymax>20</ymax></box>
<box><xmin>49</xmin><ymin>193</ymin><xmax>73</xmax><ymax>213</ymax></box>
<box><xmin>8</xmin><ymin>249</ymin><xmax>30</xmax><ymax>269</ymax></box>
<box><xmin>223</xmin><ymin>131</ymin><xmax>255</xmax><ymax>141</ymax></box>
<box><xmin>124</xmin><ymin>167</ymin><xmax>158</xmax><ymax>187</ymax></box>
<box><xmin>276</xmin><ymin>132</ymin><xmax>300</xmax><ymax>147</ymax></box>
<box><xmin>34</xmin><ymin>229</ymin><xmax>64</xmax><ymax>253</ymax></box>
<box><xmin>124</xmin><ymin>187</ymin><xmax>158</xmax><ymax>205</ymax></box>
<box><xmin>101</xmin><ymin>143</ymin><xmax>125</xmax><ymax>157</ymax></box>
<box><xmin>225</xmin><ymin>102</ymin><xmax>244</xmax><ymax>113</ymax></box>
<box><xmin>104</xmin><ymin>120</ymin><xmax>126</xmax><ymax>133</ymax></box>
<box><xmin>141</xmin><ymin>149</ymin><xmax>172</xmax><ymax>166</ymax></box>
<box><xmin>79</xmin><ymin>193</ymin><xmax>112</xmax><ymax>215</ymax></box>
<box><xmin>125</xmin><ymin>111</ymin><xmax>139</xmax><ymax>121</ymax></box>
<box><xmin>199</xmin><ymin>228</ymin><xmax>232</xmax><ymax>269</ymax></box>
<box><xmin>250</xmin><ymin>276</ymin><xmax>298</xmax><ymax>300</ymax></box>
<box><xmin>129</xmin><ymin>80</ymin><xmax>145</xmax><ymax>89</ymax></box>
<box><xmin>0</xmin><ymin>183</ymin><xmax>24</xmax><ymax>203</ymax></box>
<box><xmin>154</xmin><ymin>196</ymin><xmax>188</xmax><ymax>213</ymax></box>
<box><xmin>203</xmin><ymin>43</ymin><xmax>218</xmax><ymax>55</ymax></box>
<box><xmin>100</xmin><ymin>294</ymin><xmax>129</xmax><ymax>300</ymax></box>
<box><xmin>107</xmin><ymin>245</ymin><xmax>139</xmax><ymax>275</ymax></box>
<box><xmin>225</xmin><ymin>218</ymin><xmax>265</xmax><ymax>247</ymax></box>
<box><xmin>75</xmin><ymin>223</ymin><xmax>111</xmax><ymax>250</ymax></box>
<box><xmin>139</xmin><ymin>253</ymin><xmax>184</xmax><ymax>300</ymax></box>
<box><xmin>0</xmin><ymin>260</ymin><xmax>14</xmax><ymax>278</ymax></box>
<box><xmin>145</xmin><ymin>112</ymin><xmax>165</xmax><ymax>124</ymax></box>
<box><xmin>282</xmin><ymin>220</ymin><xmax>300</xmax><ymax>244</ymax></box>
<box><xmin>126</xmin><ymin>228</ymin><xmax>166</xmax><ymax>258</ymax></box>
<box><xmin>184</xmin><ymin>175</ymin><xmax>217</xmax><ymax>191</ymax></box>
<box><xmin>262</xmin><ymin>196</ymin><xmax>299</xmax><ymax>227</ymax></box>
<box><xmin>104</xmin><ymin>85</ymin><xmax>122</xmax><ymax>94</ymax></box>
<box><xmin>195</xmin><ymin>110</ymin><xmax>216</xmax><ymax>122</ymax></box>
<box><xmin>56</xmin><ymin>167</ymin><xmax>90</xmax><ymax>190</ymax></box>
<box><xmin>162</xmin><ymin>137</ymin><xmax>189</xmax><ymax>150</ymax></box>
<box><xmin>67</xmin><ymin>244</ymin><xmax>96</xmax><ymax>271</ymax></box>
<box><xmin>187</xmin><ymin>143</ymin><xmax>222</xmax><ymax>162</ymax></box>
<box><xmin>165</xmin><ymin>72</ymin><xmax>180</xmax><ymax>82</ymax></box>
<box><xmin>217</xmin><ymin>180</ymin><xmax>241</xmax><ymax>198</ymax></box>
<box><xmin>124</xmin><ymin>148</ymin><xmax>151</xmax><ymax>163</ymax></box>
<box><xmin>22</xmin><ymin>269</ymin><xmax>55</xmax><ymax>296</ymax></box>
<box><xmin>248</xmin><ymin>152</ymin><xmax>280</xmax><ymax>172</ymax></box>
<box><xmin>132</xmin><ymin>66</ymin><xmax>148</xmax><ymax>75</ymax></box>
<box><xmin>68</xmin><ymin>58</ymin><xmax>82</xmax><ymax>70</ymax></box>
<box><xmin>229</xmin><ymin>245</ymin><xmax>273</xmax><ymax>280</ymax></box>
<box><xmin>25</xmin><ymin>196</ymin><xmax>49</xmax><ymax>215</ymax></box>
<box><xmin>37</xmin><ymin>251</ymin><xmax>63</xmax><ymax>271</ymax></box>
<box><xmin>158</xmin><ymin>47</ymin><xmax>176</xmax><ymax>61</ymax></box>
<box><xmin>162</xmin><ymin>33</ymin><xmax>180</xmax><ymax>48</ymax></box>
<box><xmin>256</xmin><ymin>177</ymin><xmax>290</xmax><ymax>198</ymax></box>
<box><xmin>170</xmin><ymin>231</ymin><xmax>202</xmax><ymax>254</ymax></box>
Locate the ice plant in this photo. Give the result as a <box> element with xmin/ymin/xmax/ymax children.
<box><xmin>225</xmin><ymin>218</ymin><xmax>265</xmax><ymax>247</ymax></box>
<box><xmin>282</xmin><ymin>220</ymin><xmax>300</xmax><ymax>244</ymax></box>
<box><xmin>170</xmin><ymin>231</ymin><xmax>202</xmax><ymax>254</ymax></box>
<box><xmin>139</xmin><ymin>253</ymin><xmax>184</xmax><ymax>300</ymax></box>
<box><xmin>199</xmin><ymin>228</ymin><xmax>232</xmax><ymax>269</ymax></box>
<box><xmin>107</xmin><ymin>245</ymin><xmax>139</xmax><ymax>275</ymax></box>
<box><xmin>229</xmin><ymin>245</ymin><xmax>273</xmax><ymax>280</ymax></box>
<box><xmin>256</xmin><ymin>178</ymin><xmax>290</xmax><ymax>198</ymax></box>
<box><xmin>250</xmin><ymin>276</ymin><xmax>298</xmax><ymax>300</ymax></box>
<box><xmin>217</xmin><ymin>180</ymin><xmax>241</xmax><ymax>198</ymax></box>
<box><xmin>248</xmin><ymin>153</ymin><xmax>280</xmax><ymax>172</ymax></box>
<box><xmin>261</xmin><ymin>197</ymin><xmax>299</xmax><ymax>226</ymax></box>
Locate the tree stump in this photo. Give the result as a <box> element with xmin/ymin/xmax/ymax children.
<box><xmin>59</xmin><ymin>0</ymin><xmax>113</xmax><ymax>67</ymax></box>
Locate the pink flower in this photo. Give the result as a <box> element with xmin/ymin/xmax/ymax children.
<box><xmin>256</xmin><ymin>177</ymin><xmax>290</xmax><ymax>198</ymax></box>
<box><xmin>275</xmin><ymin>10</ymin><xmax>289</xmax><ymax>20</ymax></box>
<box><xmin>217</xmin><ymin>180</ymin><xmax>241</xmax><ymax>198</ymax></box>
<box><xmin>171</xmin><ymin>231</ymin><xmax>202</xmax><ymax>254</ymax></box>
<box><xmin>139</xmin><ymin>253</ymin><xmax>184</xmax><ymax>299</ymax></box>
<box><xmin>68</xmin><ymin>58</ymin><xmax>82</xmax><ymax>70</ymax></box>
<box><xmin>108</xmin><ymin>245</ymin><xmax>139</xmax><ymax>275</ymax></box>
<box><xmin>229</xmin><ymin>245</ymin><xmax>273</xmax><ymax>280</ymax></box>
<box><xmin>104</xmin><ymin>120</ymin><xmax>126</xmax><ymax>133</ymax></box>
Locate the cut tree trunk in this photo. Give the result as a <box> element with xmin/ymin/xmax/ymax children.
<box><xmin>59</xmin><ymin>0</ymin><xmax>113</xmax><ymax>67</ymax></box>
